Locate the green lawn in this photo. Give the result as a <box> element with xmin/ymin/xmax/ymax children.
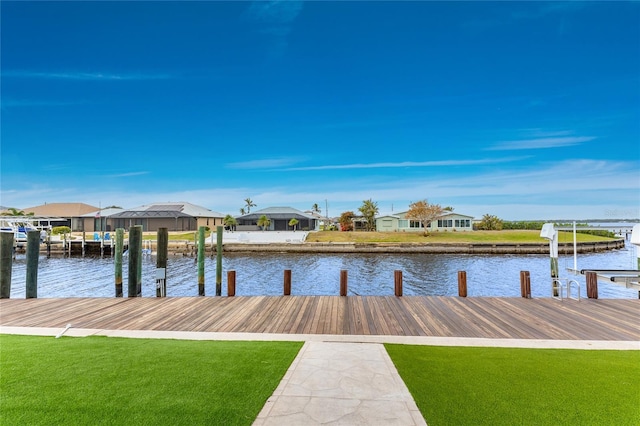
<box><xmin>1</xmin><ymin>335</ymin><xmax>303</xmax><ymax>425</ymax></box>
<box><xmin>308</xmin><ymin>230</ymin><xmax>614</xmax><ymax>244</ymax></box>
<box><xmin>385</xmin><ymin>344</ymin><xmax>640</xmax><ymax>426</ymax></box>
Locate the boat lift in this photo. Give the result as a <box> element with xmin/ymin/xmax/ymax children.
<box><xmin>540</xmin><ymin>223</ymin><xmax>640</xmax><ymax>298</ymax></box>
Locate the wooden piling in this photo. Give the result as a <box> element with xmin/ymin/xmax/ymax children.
<box><xmin>550</xmin><ymin>257</ymin><xmax>559</xmax><ymax>297</ymax></box>
<box><xmin>586</xmin><ymin>271</ymin><xmax>598</xmax><ymax>299</ymax></box>
<box><xmin>340</xmin><ymin>270</ymin><xmax>348</xmax><ymax>296</ymax></box>
<box><xmin>128</xmin><ymin>225</ymin><xmax>142</xmax><ymax>297</ymax></box>
<box><xmin>0</xmin><ymin>232</ymin><xmax>14</xmax><ymax>298</ymax></box>
<box><xmin>227</xmin><ymin>270</ymin><xmax>236</xmax><ymax>297</ymax></box>
<box><xmin>394</xmin><ymin>270</ymin><xmax>403</xmax><ymax>297</ymax></box>
<box><xmin>457</xmin><ymin>271</ymin><xmax>467</xmax><ymax>297</ymax></box>
<box><xmin>46</xmin><ymin>233</ymin><xmax>51</xmax><ymax>258</ymax></box>
<box><xmin>25</xmin><ymin>231</ymin><xmax>40</xmax><ymax>298</ymax></box>
<box><xmin>520</xmin><ymin>271</ymin><xmax>531</xmax><ymax>298</ymax></box>
<box><xmin>156</xmin><ymin>228</ymin><xmax>168</xmax><ymax>297</ymax></box>
<box><xmin>114</xmin><ymin>228</ymin><xmax>124</xmax><ymax>297</ymax></box>
<box><xmin>216</xmin><ymin>225</ymin><xmax>223</xmax><ymax>297</ymax></box>
<box><xmin>198</xmin><ymin>226</ymin><xmax>205</xmax><ymax>296</ymax></box>
<box><xmin>284</xmin><ymin>269</ymin><xmax>292</xmax><ymax>295</ymax></box>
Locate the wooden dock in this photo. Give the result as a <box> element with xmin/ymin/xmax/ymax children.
<box><xmin>1</xmin><ymin>296</ymin><xmax>638</xmax><ymax>341</ymax></box>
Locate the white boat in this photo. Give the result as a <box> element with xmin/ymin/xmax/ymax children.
<box><xmin>0</xmin><ymin>217</ymin><xmax>47</xmax><ymax>243</ymax></box>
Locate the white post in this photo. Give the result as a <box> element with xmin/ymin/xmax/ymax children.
<box><xmin>540</xmin><ymin>223</ymin><xmax>559</xmax><ymax>296</ymax></box>
<box><xmin>631</xmin><ymin>224</ymin><xmax>640</xmax><ymax>271</ymax></box>
<box><xmin>573</xmin><ymin>221</ymin><xmax>578</xmax><ymax>272</ymax></box>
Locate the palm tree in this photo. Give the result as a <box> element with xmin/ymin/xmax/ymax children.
<box><xmin>223</xmin><ymin>214</ymin><xmax>238</xmax><ymax>231</ymax></box>
<box><xmin>358</xmin><ymin>199</ymin><xmax>379</xmax><ymax>231</ymax></box>
<box><xmin>3</xmin><ymin>207</ymin><xmax>33</xmax><ymax>216</ymax></box>
<box><xmin>239</xmin><ymin>207</ymin><xmax>246</xmax><ymax>215</ymax></box>
<box><xmin>289</xmin><ymin>218</ymin><xmax>299</xmax><ymax>231</ymax></box>
<box><xmin>312</xmin><ymin>203</ymin><xmax>321</xmax><ymax>214</ymax></box>
<box><xmin>244</xmin><ymin>198</ymin><xmax>256</xmax><ymax>214</ymax></box>
<box><xmin>257</xmin><ymin>215</ymin><xmax>270</xmax><ymax>231</ymax></box>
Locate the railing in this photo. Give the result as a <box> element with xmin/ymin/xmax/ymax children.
<box><xmin>552</xmin><ymin>278</ymin><xmax>581</xmax><ymax>301</ymax></box>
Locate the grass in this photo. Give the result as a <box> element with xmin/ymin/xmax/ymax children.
<box><xmin>385</xmin><ymin>344</ymin><xmax>640</xmax><ymax>426</ymax></box>
<box><xmin>307</xmin><ymin>230</ymin><xmax>614</xmax><ymax>244</ymax></box>
<box><xmin>0</xmin><ymin>335</ymin><xmax>302</xmax><ymax>425</ymax></box>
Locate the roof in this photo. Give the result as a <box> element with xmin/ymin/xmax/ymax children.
<box><xmin>81</xmin><ymin>208</ymin><xmax>125</xmax><ymax>218</ymax></box>
<box><xmin>377</xmin><ymin>211</ymin><xmax>475</xmax><ymax>220</ymax></box>
<box><xmin>23</xmin><ymin>202</ymin><xmax>100</xmax><ymax>217</ymax></box>
<box><xmin>238</xmin><ymin>206</ymin><xmax>317</xmax><ymax>220</ymax></box>
<box><xmin>108</xmin><ymin>202</ymin><xmax>224</xmax><ymax>219</ymax></box>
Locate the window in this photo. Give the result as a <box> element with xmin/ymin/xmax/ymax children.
<box><xmin>438</xmin><ymin>219</ymin><xmax>453</xmax><ymax>227</ymax></box>
<box><xmin>455</xmin><ymin>219</ymin><xmax>470</xmax><ymax>227</ymax></box>
<box><xmin>398</xmin><ymin>220</ymin><xmax>408</xmax><ymax>228</ymax></box>
<box><xmin>409</xmin><ymin>220</ymin><xmax>422</xmax><ymax>228</ymax></box>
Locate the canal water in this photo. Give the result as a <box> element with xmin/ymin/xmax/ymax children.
<box><xmin>7</xmin><ymin>242</ymin><xmax>639</xmax><ymax>299</ymax></box>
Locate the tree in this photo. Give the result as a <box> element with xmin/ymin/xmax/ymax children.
<box><xmin>339</xmin><ymin>211</ymin><xmax>355</xmax><ymax>231</ymax></box>
<box><xmin>3</xmin><ymin>207</ymin><xmax>33</xmax><ymax>216</ymax></box>
<box><xmin>358</xmin><ymin>199</ymin><xmax>379</xmax><ymax>231</ymax></box>
<box><xmin>257</xmin><ymin>214</ymin><xmax>270</xmax><ymax>231</ymax></box>
<box><xmin>239</xmin><ymin>207</ymin><xmax>246</xmax><ymax>215</ymax></box>
<box><xmin>311</xmin><ymin>203</ymin><xmax>321</xmax><ymax>214</ymax></box>
<box><xmin>223</xmin><ymin>214</ymin><xmax>237</xmax><ymax>231</ymax></box>
<box><xmin>288</xmin><ymin>218</ymin><xmax>299</xmax><ymax>231</ymax></box>
<box><xmin>244</xmin><ymin>198</ymin><xmax>256</xmax><ymax>214</ymax></box>
<box><xmin>406</xmin><ymin>200</ymin><xmax>444</xmax><ymax>236</ymax></box>
<box><xmin>477</xmin><ymin>214</ymin><xmax>503</xmax><ymax>230</ymax></box>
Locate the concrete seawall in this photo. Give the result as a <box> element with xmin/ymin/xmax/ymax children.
<box><xmin>220</xmin><ymin>240</ymin><xmax>625</xmax><ymax>255</ymax></box>
<box><xmin>37</xmin><ymin>238</ymin><xmax>626</xmax><ymax>256</ymax></box>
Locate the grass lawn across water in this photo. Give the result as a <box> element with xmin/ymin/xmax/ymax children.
<box><xmin>385</xmin><ymin>344</ymin><xmax>640</xmax><ymax>426</ymax></box>
<box><xmin>1</xmin><ymin>335</ymin><xmax>303</xmax><ymax>425</ymax></box>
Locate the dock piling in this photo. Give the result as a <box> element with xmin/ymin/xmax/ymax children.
<box><xmin>457</xmin><ymin>271</ymin><xmax>467</xmax><ymax>297</ymax></box>
<box><xmin>25</xmin><ymin>231</ymin><xmax>40</xmax><ymax>298</ymax></box>
<box><xmin>115</xmin><ymin>228</ymin><xmax>124</xmax><ymax>297</ymax></box>
<box><xmin>128</xmin><ymin>225</ymin><xmax>142</xmax><ymax>297</ymax></box>
<box><xmin>394</xmin><ymin>270</ymin><xmax>403</xmax><ymax>297</ymax></box>
<box><xmin>227</xmin><ymin>270</ymin><xmax>236</xmax><ymax>296</ymax></box>
<box><xmin>0</xmin><ymin>232</ymin><xmax>14</xmax><ymax>298</ymax></box>
<box><xmin>284</xmin><ymin>269</ymin><xmax>292</xmax><ymax>295</ymax></box>
<box><xmin>198</xmin><ymin>226</ymin><xmax>205</xmax><ymax>296</ymax></box>
<box><xmin>216</xmin><ymin>225</ymin><xmax>223</xmax><ymax>296</ymax></box>
<box><xmin>157</xmin><ymin>228</ymin><xmax>168</xmax><ymax>297</ymax></box>
<box><xmin>520</xmin><ymin>271</ymin><xmax>531</xmax><ymax>298</ymax></box>
<box><xmin>586</xmin><ymin>271</ymin><xmax>598</xmax><ymax>299</ymax></box>
<box><xmin>340</xmin><ymin>270</ymin><xmax>348</xmax><ymax>296</ymax></box>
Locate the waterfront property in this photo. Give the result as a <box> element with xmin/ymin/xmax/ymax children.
<box><xmin>236</xmin><ymin>206</ymin><xmax>319</xmax><ymax>231</ymax></box>
<box><xmin>22</xmin><ymin>202</ymin><xmax>100</xmax><ymax>231</ymax></box>
<box><xmin>376</xmin><ymin>211</ymin><xmax>474</xmax><ymax>232</ymax></box>
<box><xmin>94</xmin><ymin>202</ymin><xmax>226</xmax><ymax>232</ymax></box>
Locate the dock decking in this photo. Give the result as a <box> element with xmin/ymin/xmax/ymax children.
<box><xmin>1</xmin><ymin>296</ymin><xmax>638</xmax><ymax>341</ymax></box>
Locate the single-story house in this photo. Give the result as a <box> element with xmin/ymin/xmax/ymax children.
<box><xmin>376</xmin><ymin>211</ymin><xmax>474</xmax><ymax>232</ymax></box>
<box><xmin>90</xmin><ymin>202</ymin><xmax>226</xmax><ymax>232</ymax></box>
<box><xmin>236</xmin><ymin>207</ymin><xmax>318</xmax><ymax>231</ymax></box>
<box><xmin>22</xmin><ymin>202</ymin><xmax>100</xmax><ymax>231</ymax></box>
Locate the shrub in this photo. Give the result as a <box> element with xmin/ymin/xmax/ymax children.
<box><xmin>52</xmin><ymin>226</ymin><xmax>71</xmax><ymax>235</ymax></box>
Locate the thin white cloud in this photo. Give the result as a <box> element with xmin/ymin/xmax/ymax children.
<box><xmin>104</xmin><ymin>171</ymin><xmax>150</xmax><ymax>178</ymax></box>
<box><xmin>283</xmin><ymin>157</ymin><xmax>527</xmax><ymax>171</ymax></box>
<box><xmin>3</xmin><ymin>71</ymin><xmax>172</xmax><ymax>81</ymax></box>
<box><xmin>226</xmin><ymin>157</ymin><xmax>305</xmax><ymax>170</ymax></box>
<box><xmin>245</xmin><ymin>1</ymin><xmax>303</xmax><ymax>24</ymax></box>
<box><xmin>487</xmin><ymin>136</ymin><xmax>596</xmax><ymax>151</ymax></box>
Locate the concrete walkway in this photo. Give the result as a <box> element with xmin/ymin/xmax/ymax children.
<box><xmin>253</xmin><ymin>341</ymin><xmax>426</xmax><ymax>425</ymax></box>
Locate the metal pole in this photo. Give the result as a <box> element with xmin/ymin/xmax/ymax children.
<box><xmin>157</xmin><ymin>228</ymin><xmax>168</xmax><ymax>297</ymax></box>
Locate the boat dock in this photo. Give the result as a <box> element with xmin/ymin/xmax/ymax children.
<box><xmin>1</xmin><ymin>296</ymin><xmax>638</xmax><ymax>341</ymax></box>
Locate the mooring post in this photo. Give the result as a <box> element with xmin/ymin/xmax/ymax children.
<box><xmin>520</xmin><ymin>271</ymin><xmax>531</xmax><ymax>298</ymax></box>
<box><xmin>216</xmin><ymin>225</ymin><xmax>223</xmax><ymax>297</ymax></box>
<box><xmin>394</xmin><ymin>270</ymin><xmax>403</xmax><ymax>297</ymax></box>
<box><xmin>284</xmin><ymin>269</ymin><xmax>292</xmax><ymax>295</ymax></box>
<box><xmin>46</xmin><ymin>233</ymin><xmax>51</xmax><ymax>258</ymax></box>
<box><xmin>457</xmin><ymin>271</ymin><xmax>467</xmax><ymax>297</ymax></box>
<box><xmin>340</xmin><ymin>270</ymin><xmax>348</xmax><ymax>296</ymax></box>
<box><xmin>157</xmin><ymin>227</ymin><xmax>168</xmax><ymax>297</ymax></box>
<box><xmin>540</xmin><ymin>223</ymin><xmax>560</xmax><ymax>297</ymax></box>
<box><xmin>198</xmin><ymin>226</ymin><xmax>205</xmax><ymax>296</ymax></box>
<box><xmin>0</xmin><ymin>232</ymin><xmax>14</xmax><ymax>298</ymax></box>
<box><xmin>82</xmin><ymin>231</ymin><xmax>86</xmax><ymax>257</ymax></box>
<box><xmin>227</xmin><ymin>270</ymin><xmax>236</xmax><ymax>297</ymax></box>
<box><xmin>25</xmin><ymin>231</ymin><xmax>40</xmax><ymax>298</ymax></box>
<box><xmin>115</xmin><ymin>228</ymin><xmax>124</xmax><ymax>297</ymax></box>
<box><xmin>586</xmin><ymin>271</ymin><xmax>598</xmax><ymax>299</ymax></box>
<box><xmin>128</xmin><ymin>225</ymin><xmax>142</xmax><ymax>297</ymax></box>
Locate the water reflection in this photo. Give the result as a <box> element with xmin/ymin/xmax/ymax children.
<box><xmin>7</xmin><ymin>244</ymin><xmax>639</xmax><ymax>299</ymax></box>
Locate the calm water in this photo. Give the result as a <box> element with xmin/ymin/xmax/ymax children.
<box><xmin>7</xmin><ymin>243</ymin><xmax>639</xmax><ymax>299</ymax></box>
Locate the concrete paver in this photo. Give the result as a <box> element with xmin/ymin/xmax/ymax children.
<box><xmin>253</xmin><ymin>341</ymin><xmax>426</xmax><ymax>425</ymax></box>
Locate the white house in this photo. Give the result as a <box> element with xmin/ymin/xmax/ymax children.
<box><xmin>375</xmin><ymin>211</ymin><xmax>474</xmax><ymax>232</ymax></box>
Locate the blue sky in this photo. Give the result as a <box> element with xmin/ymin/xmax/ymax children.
<box><xmin>1</xmin><ymin>1</ymin><xmax>639</xmax><ymax>220</ymax></box>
